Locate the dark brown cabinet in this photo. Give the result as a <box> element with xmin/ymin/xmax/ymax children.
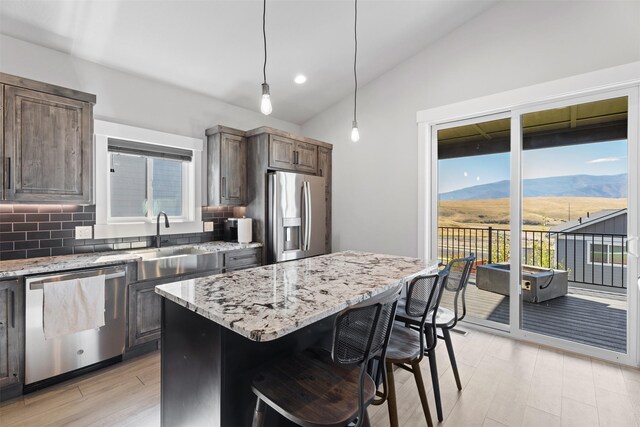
<box><xmin>1</xmin><ymin>73</ymin><xmax>95</xmax><ymax>204</ymax></box>
<box><xmin>127</xmin><ymin>248</ymin><xmax>262</xmax><ymax>352</ymax></box>
<box><xmin>294</xmin><ymin>140</ymin><xmax>318</xmax><ymax>174</ymax></box>
<box><xmin>0</xmin><ymin>278</ymin><xmax>24</xmax><ymax>396</ymax></box>
<box><xmin>268</xmin><ymin>135</ymin><xmax>318</xmax><ymax>174</ymax></box>
<box><xmin>206</xmin><ymin>126</ymin><xmax>247</xmax><ymax>206</ymax></box>
<box><xmin>222</xmin><ymin>248</ymin><xmax>261</xmax><ymax>271</ymax></box>
<box><xmin>127</xmin><ymin>281</ymin><xmax>162</xmax><ymax>348</ymax></box>
<box><xmin>268</xmin><ymin>135</ymin><xmax>295</xmax><ymax>170</ymax></box>
<box><xmin>318</xmin><ymin>147</ymin><xmax>332</xmax><ymax>253</ymax></box>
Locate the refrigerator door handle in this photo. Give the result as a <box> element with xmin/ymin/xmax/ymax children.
<box><xmin>305</xmin><ymin>181</ymin><xmax>312</xmax><ymax>251</ymax></box>
<box><xmin>301</xmin><ymin>181</ymin><xmax>307</xmax><ymax>252</ymax></box>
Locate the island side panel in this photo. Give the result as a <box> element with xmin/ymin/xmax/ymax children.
<box><xmin>161</xmin><ymin>298</ymin><xmax>223</xmax><ymax>426</ymax></box>
<box><xmin>161</xmin><ymin>298</ymin><xmax>336</xmax><ymax>426</ymax></box>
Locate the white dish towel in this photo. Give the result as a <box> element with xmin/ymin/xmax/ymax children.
<box><xmin>43</xmin><ymin>275</ymin><xmax>106</xmax><ymax>340</ymax></box>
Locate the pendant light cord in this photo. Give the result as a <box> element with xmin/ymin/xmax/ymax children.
<box><xmin>263</xmin><ymin>0</ymin><xmax>267</xmax><ymax>84</ymax></box>
<box><xmin>353</xmin><ymin>0</ymin><xmax>358</xmax><ymax>122</ymax></box>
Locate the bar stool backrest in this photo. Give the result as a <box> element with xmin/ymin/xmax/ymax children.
<box><xmin>405</xmin><ymin>270</ymin><xmax>449</xmax><ymax>356</ymax></box>
<box><xmin>444</xmin><ymin>254</ymin><xmax>476</xmax><ymax>325</ymax></box>
<box><xmin>331</xmin><ymin>284</ymin><xmax>402</xmax><ymax>427</ymax></box>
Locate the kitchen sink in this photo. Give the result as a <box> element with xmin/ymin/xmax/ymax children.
<box><xmin>127</xmin><ymin>246</ymin><xmax>219</xmax><ymax>281</ymax></box>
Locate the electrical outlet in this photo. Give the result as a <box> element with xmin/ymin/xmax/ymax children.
<box><xmin>204</xmin><ymin>222</ymin><xmax>214</xmax><ymax>232</ymax></box>
<box><xmin>75</xmin><ymin>226</ymin><xmax>93</xmax><ymax>239</ymax></box>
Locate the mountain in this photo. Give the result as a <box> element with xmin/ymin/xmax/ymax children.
<box><xmin>439</xmin><ymin>174</ymin><xmax>628</xmax><ymax>200</ymax></box>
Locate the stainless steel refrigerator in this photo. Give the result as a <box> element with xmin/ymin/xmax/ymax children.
<box><xmin>267</xmin><ymin>171</ymin><xmax>326</xmax><ymax>263</ymax></box>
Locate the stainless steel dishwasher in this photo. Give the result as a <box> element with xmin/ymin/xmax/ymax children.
<box><xmin>24</xmin><ymin>266</ymin><xmax>127</xmax><ymax>389</ymax></box>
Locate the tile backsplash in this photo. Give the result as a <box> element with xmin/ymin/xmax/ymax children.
<box><xmin>0</xmin><ymin>205</ymin><xmax>243</xmax><ymax>261</ymax></box>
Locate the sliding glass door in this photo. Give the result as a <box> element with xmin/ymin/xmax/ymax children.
<box><xmin>432</xmin><ymin>87</ymin><xmax>639</xmax><ymax>363</ymax></box>
<box><xmin>512</xmin><ymin>90</ymin><xmax>638</xmax><ymax>362</ymax></box>
<box><xmin>436</xmin><ymin>114</ymin><xmax>512</xmax><ymax>330</ymax></box>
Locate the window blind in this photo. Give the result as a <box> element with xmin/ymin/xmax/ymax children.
<box><xmin>108</xmin><ymin>138</ymin><xmax>192</xmax><ymax>161</ymax></box>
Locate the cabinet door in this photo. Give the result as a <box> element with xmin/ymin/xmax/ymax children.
<box><xmin>268</xmin><ymin>135</ymin><xmax>295</xmax><ymax>170</ymax></box>
<box><xmin>318</xmin><ymin>147</ymin><xmax>330</xmax><ymax>178</ymax></box>
<box><xmin>220</xmin><ymin>134</ymin><xmax>246</xmax><ymax>206</ymax></box>
<box><xmin>294</xmin><ymin>141</ymin><xmax>318</xmax><ymax>174</ymax></box>
<box><xmin>128</xmin><ymin>282</ymin><xmax>162</xmax><ymax>348</ymax></box>
<box><xmin>223</xmin><ymin>248</ymin><xmax>261</xmax><ymax>271</ymax></box>
<box><xmin>0</xmin><ymin>279</ymin><xmax>23</xmax><ymax>390</ymax></box>
<box><xmin>4</xmin><ymin>86</ymin><xmax>93</xmax><ymax>203</ymax></box>
<box><xmin>318</xmin><ymin>147</ymin><xmax>332</xmax><ymax>253</ymax></box>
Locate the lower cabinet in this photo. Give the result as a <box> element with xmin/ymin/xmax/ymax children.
<box><xmin>0</xmin><ymin>278</ymin><xmax>24</xmax><ymax>399</ymax></box>
<box><xmin>127</xmin><ymin>247</ymin><xmax>263</xmax><ymax>353</ymax></box>
<box><xmin>223</xmin><ymin>248</ymin><xmax>262</xmax><ymax>271</ymax></box>
<box><xmin>127</xmin><ymin>281</ymin><xmax>163</xmax><ymax>348</ymax></box>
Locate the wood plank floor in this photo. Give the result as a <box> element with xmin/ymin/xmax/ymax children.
<box><xmin>441</xmin><ymin>283</ymin><xmax>627</xmax><ymax>352</ymax></box>
<box><xmin>2</xmin><ymin>328</ymin><xmax>639</xmax><ymax>426</ymax></box>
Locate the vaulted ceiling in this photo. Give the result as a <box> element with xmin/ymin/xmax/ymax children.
<box><xmin>0</xmin><ymin>0</ymin><xmax>497</xmax><ymax>124</ymax></box>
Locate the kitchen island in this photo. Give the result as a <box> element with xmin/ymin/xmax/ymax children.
<box><xmin>155</xmin><ymin>251</ymin><xmax>434</xmax><ymax>426</ymax></box>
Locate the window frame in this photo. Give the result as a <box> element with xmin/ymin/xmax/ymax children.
<box><xmin>587</xmin><ymin>240</ymin><xmax>628</xmax><ymax>266</ymax></box>
<box><xmin>106</xmin><ymin>152</ymin><xmax>189</xmax><ymax>223</ymax></box>
<box><xmin>94</xmin><ymin>120</ymin><xmax>204</xmax><ymax>239</ymax></box>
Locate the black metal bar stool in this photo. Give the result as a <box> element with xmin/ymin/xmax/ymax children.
<box><xmin>395</xmin><ymin>254</ymin><xmax>475</xmax><ymax>422</ymax></box>
<box><xmin>250</xmin><ymin>285</ymin><xmax>401</xmax><ymax>427</ymax></box>
<box><xmin>384</xmin><ymin>270</ymin><xmax>448</xmax><ymax>427</ymax></box>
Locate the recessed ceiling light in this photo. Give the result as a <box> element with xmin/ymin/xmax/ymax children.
<box><xmin>294</xmin><ymin>74</ymin><xmax>307</xmax><ymax>84</ymax></box>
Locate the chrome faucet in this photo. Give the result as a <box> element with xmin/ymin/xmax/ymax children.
<box><xmin>156</xmin><ymin>211</ymin><xmax>170</xmax><ymax>248</ymax></box>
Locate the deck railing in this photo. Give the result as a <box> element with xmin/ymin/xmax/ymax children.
<box><xmin>438</xmin><ymin>226</ymin><xmax>627</xmax><ymax>289</ymax></box>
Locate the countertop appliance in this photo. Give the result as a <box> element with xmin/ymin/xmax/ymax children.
<box><xmin>224</xmin><ymin>218</ymin><xmax>239</xmax><ymax>242</ymax></box>
<box><xmin>25</xmin><ymin>266</ymin><xmax>127</xmax><ymax>390</ymax></box>
<box><xmin>268</xmin><ymin>171</ymin><xmax>326</xmax><ymax>263</ymax></box>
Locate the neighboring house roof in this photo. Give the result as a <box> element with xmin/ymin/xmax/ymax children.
<box><xmin>550</xmin><ymin>208</ymin><xmax>627</xmax><ymax>232</ymax></box>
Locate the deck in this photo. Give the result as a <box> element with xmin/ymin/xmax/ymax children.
<box><xmin>440</xmin><ymin>278</ymin><xmax>627</xmax><ymax>353</ymax></box>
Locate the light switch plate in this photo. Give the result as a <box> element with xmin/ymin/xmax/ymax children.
<box><xmin>75</xmin><ymin>226</ymin><xmax>93</xmax><ymax>239</ymax></box>
<box><xmin>204</xmin><ymin>222</ymin><xmax>214</xmax><ymax>232</ymax></box>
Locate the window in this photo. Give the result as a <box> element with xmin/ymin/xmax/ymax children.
<box><xmin>587</xmin><ymin>241</ymin><xmax>627</xmax><ymax>266</ymax></box>
<box><xmin>94</xmin><ymin>121</ymin><xmax>204</xmax><ymax>239</ymax></box>
<box><xmin>109</xmin><ymin>152</ymin><xmax>186</xmax><ymax>221</ymax></box>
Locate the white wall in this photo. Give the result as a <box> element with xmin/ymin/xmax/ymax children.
<box><xmin>302</xmin><ymin>0</ymin><xmax>640</xmax><ymax>258</ymax></box>
<box><xmin>0</xmin><ymin>34</ymin><xmax>300</xmax><ymax>139</ymax></box>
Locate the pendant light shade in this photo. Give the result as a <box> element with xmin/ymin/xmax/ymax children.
<box><xmin>350</xmin><ymin>0</ymin><xmax>359</xmax><ymax>142</ymax></box>
<box><xmin>260</xmin><ymin>0</ymin><xmax>272</xmax><ymax>116</ymax></box>
<box><xmin>351</xmin><ymin>120</ymin><xmax>360</xmax><ymax>142</ymax></box>
<box><xmin>261</xmin><ymin>83</ymin><xmax>272</xmax><ymax>115</ymax></box>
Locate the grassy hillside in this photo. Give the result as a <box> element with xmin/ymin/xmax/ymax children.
<box><xmin>438</xmin><ymin>197</ymin><xmax>627</xmax><ymax>230</ymax></box>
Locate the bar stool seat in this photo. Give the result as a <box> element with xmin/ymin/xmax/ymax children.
<box><xmin>252</xmin><ymin>348</ymin><xmax>376</xmax><ymax>427</ymax></box>
<box><xmin>396</xmin><ymin>301</ymin><xmax>456</xmax><ymax>327</ymax></box>
<box><xmin>385</xmin><ymin>325</ymin><xmax>422</xmax><ymax>363</ymax></box>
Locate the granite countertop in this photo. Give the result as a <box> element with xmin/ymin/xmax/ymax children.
<box><xmin>155</xmin><ymin>251</ymin><xmax>438</xmax><ymax>342</ymax></box>
<box><xmin>0</xmin><ymin>241</ymin><xmax>262</xmax><ymax>279</ymax></box>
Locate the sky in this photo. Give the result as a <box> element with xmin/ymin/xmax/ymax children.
<box><xmin>438</xmin><ymin>139</ymin><xmax>628</xmax><ymax>194</ymax></box>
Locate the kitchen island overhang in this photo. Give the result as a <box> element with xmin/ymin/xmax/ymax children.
<box><xmin>156</xmin><ymin>251</ymin><xmax>435</xmax><ymax>426</ymax></box>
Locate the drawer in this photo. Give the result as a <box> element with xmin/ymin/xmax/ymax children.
<box><xmin>224</xmin><ymin>248</ymin><xmax>261</xmax><ymax>269</ymax></box>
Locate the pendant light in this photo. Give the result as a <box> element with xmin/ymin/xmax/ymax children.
<box><xmin>260</xmin><ymin>0</ymin><xmax>273</xmax><ymax>115</ymax></box>
<box><xmin>350</xmin><ymin>0</ymin><xmax>360</xmax><ymax>142</ymax></box>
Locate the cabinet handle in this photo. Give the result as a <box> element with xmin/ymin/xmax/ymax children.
<box><xmin>231</xmin><ymin>254</ymin><xmax>257</xmax><ymax>261</ymax></box>
<box><xmin>5</xmin><ymin>157</ymin><xmax>10</xmax><ymax>190</ymax></box>
<box><xmin>10</xmin><ymin>289</ymin><xmax>15</xmax><ymax>328</ymax></box>
<box><xmin>221</xmin><ymin>177</ymin><xmax>226</xmax><ymax>198</ymax></box>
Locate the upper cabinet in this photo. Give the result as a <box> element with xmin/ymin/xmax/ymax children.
<box><xmin>0</xmin><ymin>73</ymin><xmax>95</xmax><ymax>204</ymax></box>
<box><xmin>268</xmin><ymin>135</ymin><xmax>317</xmax><ymax>174</ymax></box>
<box><xmin>205</xmin><ymin>126</ymin><xmax>331</xmax><ymax>216</ymax></box>
<box><xmin>206</xmin><ymin>126</ymin><xmax>247</xmax><ymax>206</ymax></box>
